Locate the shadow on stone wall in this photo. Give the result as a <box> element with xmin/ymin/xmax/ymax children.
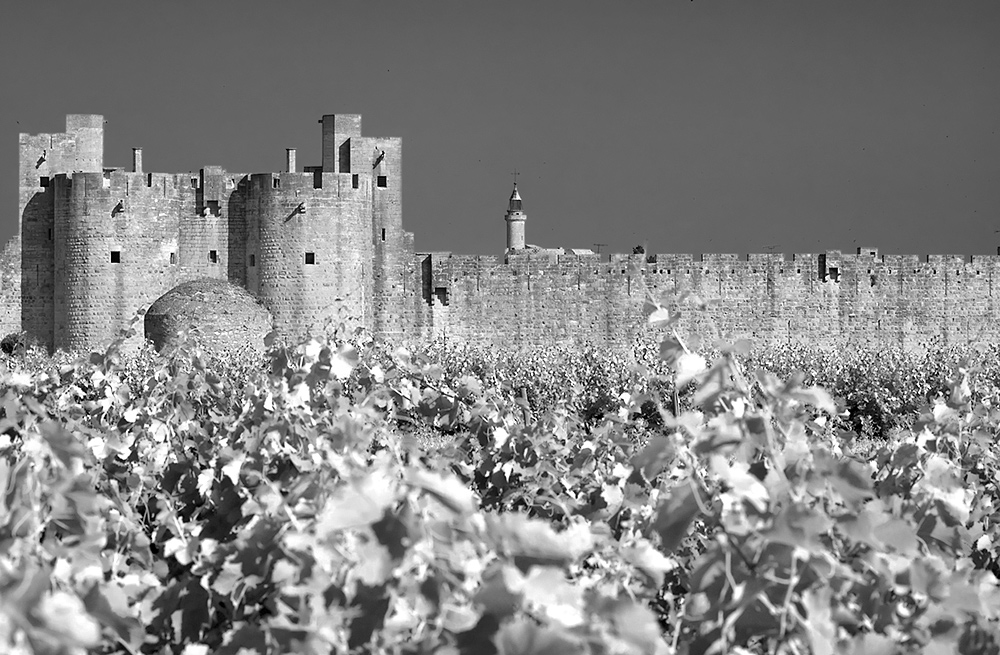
<box><xmin>20</xmin><ymin>189</ymin><xmax>53</xmax><ymax>349</ymax></box>
<box><xmin>227</xmin><ymin>179</ymin><xmax>249</xmax><ymax>288</ymax></box>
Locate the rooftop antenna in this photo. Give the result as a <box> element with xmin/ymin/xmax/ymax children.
<box><xmin>593</xmin><ymin>243</ymin><xmax>607</xmax><ymax>254</ymax></box>
<box><xmin>511</xmin><ymin>169</ymin><xmax>519</xmax><ymax>186</ymax></box>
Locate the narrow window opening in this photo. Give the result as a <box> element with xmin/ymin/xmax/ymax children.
<box><xmin>829</xmin><ymin>267</ymin><xmax>839</xmax><ymax>281</ymax></box>
<box><xmin>191</xmin><ymin>177</ymin><xmax>198</xmax><ymax>188</ymax></box>
<box><xmin>209</xmin><ymin>250</ymin><xmax>218</xmax><ymax>263</ymax></box>
<box><xmin>272</xmin><ymin>177</ymin><xmax>281</xmax><ymax>189</ymax></box>
<box><xmin>352</xmin><ymin>174</ymin><xmax>359</xmax><ymax>189</ymax></box>
<box><xmin>305</xmin><ymin>252</ymin><xmax>316</xmax><ymax>265</ymax></box>
<box><xmin>110</xmin><ymin>251</ymin><xmax>121</xmax><ymax>264</ymax></box>
<box><xmin>380</xmin><ymin>228</ymin><xmax>386</xmax><ymax>242</ymax></box>
<box><xmin>433</xmin><ymin>287</ymin><xmax>449</xmax><ymax>305</ymax></box>
<box><xmin>313</xmin><ymin>171</ymin><xmax>322</xmax><ymax>189</ymax></box>
<box><xmin>146</xmin><ymin>173</ymin><xmax>153</xmax><ymax>187</ymax></box>
<box><xmin>39</xmin><ymin>176</ymin><xmax>50</xmax><ymax>188</ymax></box>
<box><xmin>169</xmin><ymin>252</ymin><xmax>176</xmax><ymax>265</ymax></box>
<box><xmin>376</xmin><ymin>175</ymin><xmax>387</xmax><ymax>188</ymax></box>
<box><xmin>249</xmin><ymin>254</ymin><xmax>256</xmax><ymax>267</ymax></box>
<box><xmin>47</xmin><ymin>228</ymin><xmax>52</xmax><ymax>241</ymax></box>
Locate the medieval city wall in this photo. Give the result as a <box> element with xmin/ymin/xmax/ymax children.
<box><xmin>410</xmin><ymin>250</ymin><xmax>1000</xmax><ymax>350</ymax></box>
<box><xmin>4</xmin><ymin>113</ymin><xmax>999</xmax><ymax>355</ymax></box>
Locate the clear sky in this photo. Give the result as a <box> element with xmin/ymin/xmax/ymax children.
<box><xmin>1</xmin><ymin>1</ymin><xmax>998</xmax><ymax>257</ymax></box>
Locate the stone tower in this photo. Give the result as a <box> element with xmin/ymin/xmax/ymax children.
<box><xmin>9</xmin><ymin>113</ymin><xmax>410</xmax><ymax>353</ymax></box>
<box><xmin>18</xmin><ymin>114</ymin><xmax>105</xmax><ymax>349</ymax></box>
<box><xmin>505</xmin><ymin>183</ymin><xmax>525</xmax><ymax>251</ymax></box>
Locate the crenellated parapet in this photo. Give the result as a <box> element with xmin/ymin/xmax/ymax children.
<box><xmin>6</xmin><ymin>113</ymin><xmax>410</xmax><ymax>352</ymax></box>
<box><xmin>4</xmin><ymin>114</ymin><xmax>999</xmax><ymax>353</ymax></box>
<box><xmin>410</xmin><ymin>245</ymin><xmax>1000</xmax><ymax>349</ymax></box>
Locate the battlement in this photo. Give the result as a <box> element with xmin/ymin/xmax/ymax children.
<box><xmin>4</xmin><ymin>113</ymin><xmax>999</xmax><ymax>353</ymax></box>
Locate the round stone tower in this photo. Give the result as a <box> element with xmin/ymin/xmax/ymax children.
<box><xmin>505</xmin><ymin>183</ymin><xmax>526</xmax><ymax>251</ymax></box>
<box><xmin>250</xmin><ymin>172</ymin><xmax>373</xmax><ymax>340</ymax></box>
<box><xmin>54</xmin><ymin>171</ymin><xmax>184</xmax><ymax>353</ymax></box>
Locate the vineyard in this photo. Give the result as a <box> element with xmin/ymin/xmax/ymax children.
<box><xmin>2</xmin><ymin>298</ymin><xmax>1000</xmax><ymax>655</ymax></box>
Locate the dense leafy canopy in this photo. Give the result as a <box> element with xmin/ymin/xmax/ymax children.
<box><xmin>1</xmin><ymin>306</ymin><xmax>1000</xmax><ymax>654</ymax></box>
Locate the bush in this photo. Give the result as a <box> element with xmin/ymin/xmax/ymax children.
<box><xmin>1</xmin><ymin>307</ymin><xmax>1000</xmax><ymax>653</ymax></box>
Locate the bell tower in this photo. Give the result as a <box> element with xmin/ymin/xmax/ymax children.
<box><xmin>504</xmin><ymin>183</ymin><xmax>526</xmax><ymax>251</ymax></box>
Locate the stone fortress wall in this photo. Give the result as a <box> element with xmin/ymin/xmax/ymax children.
<box><xmin>1</xmin><ymin>114</ymin><xmax>408</xmax><ymax>352</ymax></box>
<box><xmin>411</xmin><ymin>249</ymin><xmax>1000</xmax><ymax>350</ymax></box>
<box><xmin>1</xmin><ymin>114</ymin><xmax>998</xmax><ymax>354</ymax></box>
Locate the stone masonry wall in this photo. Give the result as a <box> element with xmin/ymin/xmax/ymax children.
<box><xmin>0</xmin><ymin>236</ymin><xmax>19</xmax><ymax>339</ymax></box>
<box><xmin>54</xmin><ymin>170</ymin><xmax>203</xmax><ymax>352</ymax></box>
<box><xmin>18</xmin><ymin>115</ymin><xmax>106</xmax><ymax>350</ymax></box>
<box><xmin>408</xmin><ymin>250</ymin><xmax>1000</xmax><ymax>349</ymax></box>
<box><xmin>250</xmin><ymin>170</ymin><xmax>374</xmax><ymax>340</ymax></box>
<box><xmin>5</xmin><ymin>113</ymin><xmax>999</xmax><ymax>355</ymax></box>
<box><xmin>358</xmin><ymin>135</ymin><xmax>410</xmax><ymax>340</ymax></box>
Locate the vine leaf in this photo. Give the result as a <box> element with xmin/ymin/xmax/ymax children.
<box><xmin>650</xmin><ymin>479</ymin><xmax>706</xmax><ymax>555</ymax></box>
<box><xmin>489</xmin><ymin>515</ymin><xmax>594</xmax><ymax>572</ymax></box>
<box><xmin>623</xmin><ymin>539</ymin><xmax>676</xmax><ymax>586</ymax></box>
<box><xmin>474</xmin><ymin>564</ymin><xmax>523</xmax><ymax>619</ymax></box>
<box><xmin>216</xmin><ymin>622</ymin><xmax>267</xmax><ymax>655</ymax></box>
<box><xmin>873</xmin><ymin>518</ymin><xmax>921</xmax><ymax>555</ymax></box>
<box><xmin>628</xmin><ymin>435</ymin><xmax>676</xmax><ymax>485</ymax></box>
<box><xmin>605</xmin><ymin>600</ymin><xmax>668</xmax><ymax>654</ymax></box>
<box><xmin>494</xmin><ymin>618</ymin><xmax>584</xmax><ymax>655</ymax></box>
<box><xmin>802</xmin><ymin>587</ymin><xmax>836</xmax><ymax>655</ymax></box>
<box><xmin>348</xmin><ymin>583</ymin><xmax>391</xmax><ymax>651</ymax></box>
<box><xmin>456</xmin><ymin>614</ymin><xmax>500</xmax><ymax>655</ymax></box>
<box><xmin>521</xmin><ymin>566</ymin><xmax>585</xmax><ymax>627</ymax></box>
<box><xmin>828</xmin><ymin>459</ymin><xmax>875</xmax><ymax>508</ymax></box>
<box><xmin>316</xmin><ymin>470</ymin><xmax>397</xmax><ymax>534</ymax></box>
<box><xmin>406</xmin><ymin>469</ymin><xmax>477</xmax><ymax>515</ymax></box>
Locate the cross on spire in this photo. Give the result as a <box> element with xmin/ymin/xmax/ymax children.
<box><xmin>511</xmin><ymin>169</ymin><xmax>519</xmax><ymax>186</ymax></box>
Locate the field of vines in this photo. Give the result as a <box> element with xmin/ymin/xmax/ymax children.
<box><xmin>3</xmin><ymin>299</ymin><xmax>1000</xmax><ymax>654</ymax></box>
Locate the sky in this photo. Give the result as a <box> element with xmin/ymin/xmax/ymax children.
<box><xmin>1</xmin><ymin>1</ymin><xmax>998</xmax><ymax>257</ymax></box>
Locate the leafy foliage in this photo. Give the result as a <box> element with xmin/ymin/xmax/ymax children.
<box><xmin>416</xmin><ymin>335</ymin><xmax>1000</xmax><ymax>441</ymax></box>
<box><xmin>1</xmin><ymin>308</ymin><xmax>1000</xmax><ymax>654</ymax></box>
